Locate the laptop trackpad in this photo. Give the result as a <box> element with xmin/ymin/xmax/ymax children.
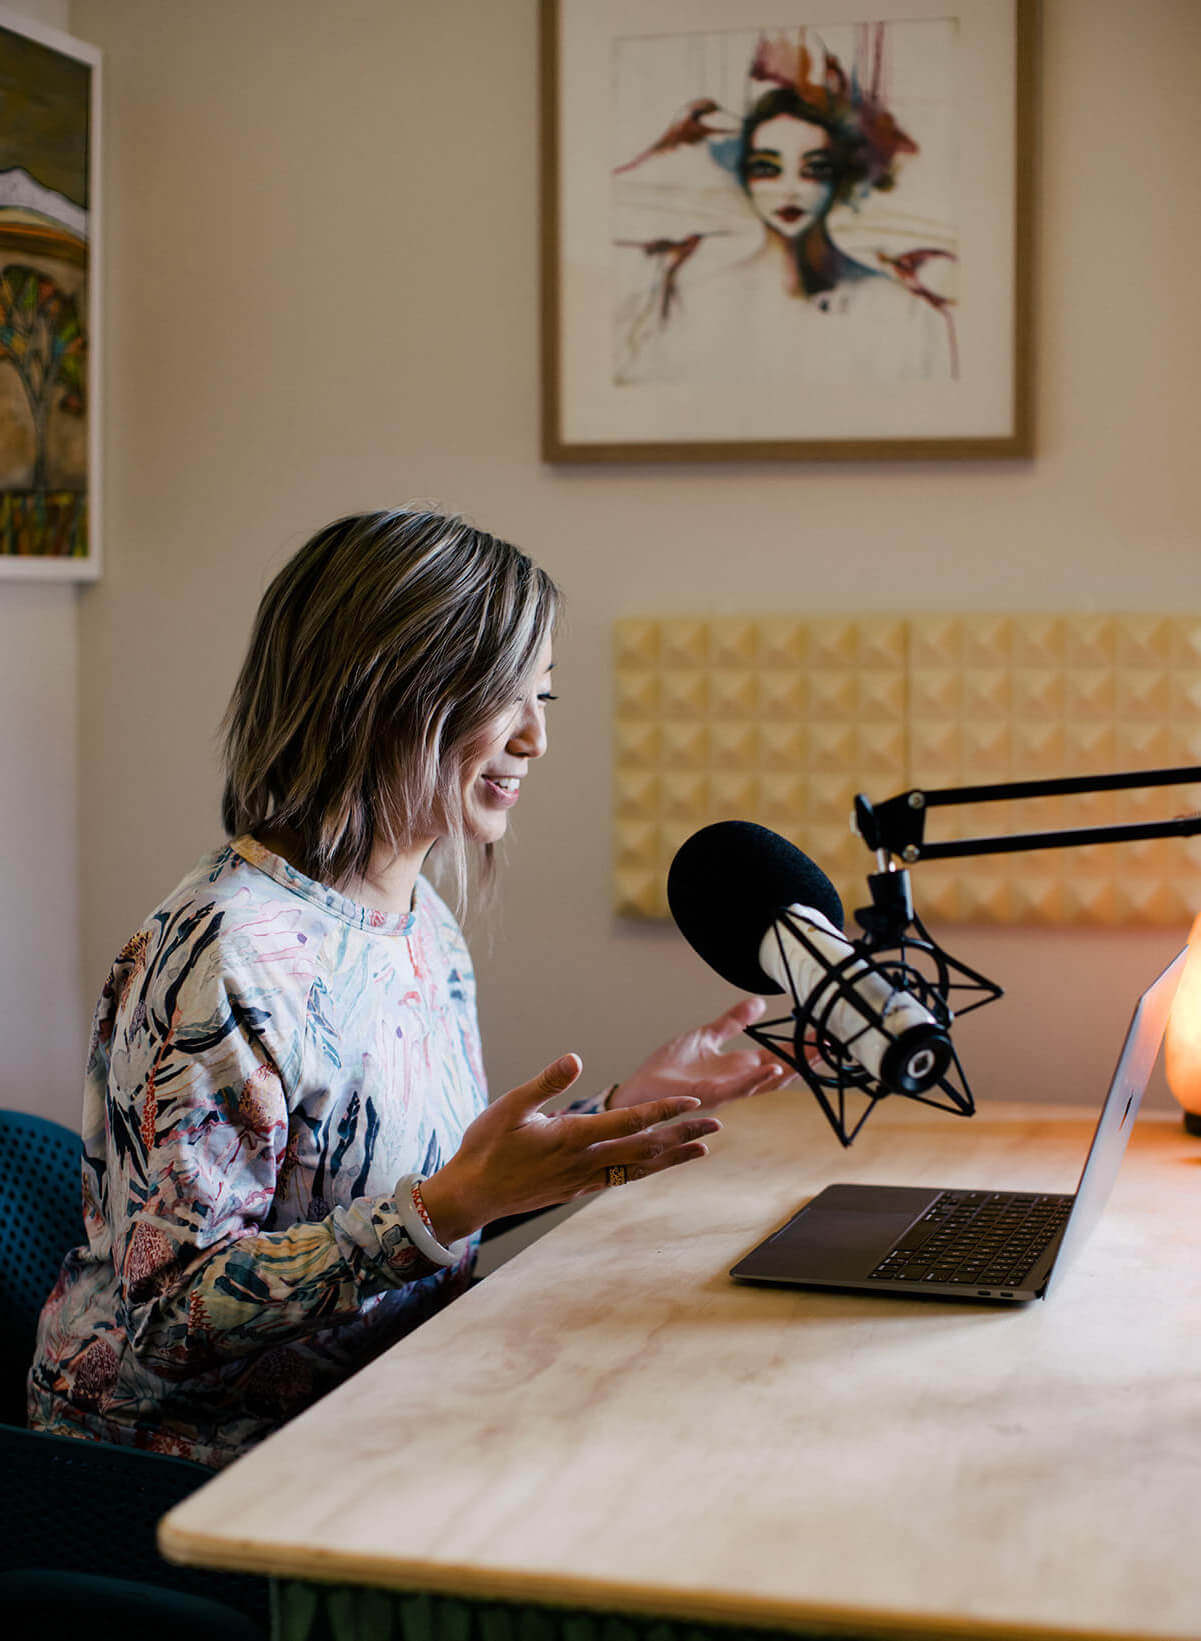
<box><xmin>732</xmin><ymin>1184</ymin><xmax>939</xmax><ymax>1283</ymax></box>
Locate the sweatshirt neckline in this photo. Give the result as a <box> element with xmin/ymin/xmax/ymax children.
<box><xmin>228</xmin><ymin>835</ymin><xmax>418</xmax><ymax>936</ymax></box>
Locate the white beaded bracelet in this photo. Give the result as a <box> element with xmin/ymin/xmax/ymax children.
<box><xmin>394</xmin><ymin>1173</ymin><xmax>463</xmax><ymax>1268</ymax></box>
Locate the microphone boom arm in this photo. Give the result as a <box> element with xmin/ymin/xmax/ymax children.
<box><xmin>671</xmin><ymin>768</ymin><xmax>1201</xmax><ymax>1148</ymax></box>
<box><xmin>854</xmin><ymin>764</ymin><xmax>1201</xmax><ymax>866</ymax></box>
<box><xmin>783</xmin><ymin>762</ymin><xmax>1201</xmax><ymax>1145</ymax></box>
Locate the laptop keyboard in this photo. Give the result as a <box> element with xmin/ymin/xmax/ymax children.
<box><xmin>870</xmin><ymin>1190</ymin><xmax>1073</xmax><ymax>1290</ymax></box>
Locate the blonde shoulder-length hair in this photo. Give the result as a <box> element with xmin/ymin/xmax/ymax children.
<box><xmin>221</xmin><ymin>509</ymin><xmax>560</xmax><ymax>905</ymax></box>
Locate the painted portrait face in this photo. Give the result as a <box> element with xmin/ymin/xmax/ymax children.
<box><xmin>743</xmin><ymin>114</ymin><xmax>838</xmax><ymax>238</ymax></box>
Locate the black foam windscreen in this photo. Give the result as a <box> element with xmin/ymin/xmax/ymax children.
<box><xmin>666</xmin><ymin>820</ymin><xmax>845</xmax><ymax>994</ymax></box>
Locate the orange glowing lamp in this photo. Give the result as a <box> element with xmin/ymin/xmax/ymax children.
<box><xmin>1165</xmin><ymin>912</ymin><xmax>1201</xmax><ymax>1135</ymax></box>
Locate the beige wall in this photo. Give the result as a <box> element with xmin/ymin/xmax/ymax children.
<box><xmin>12</xmin><ymin>0</ymin><xmax>1197</xmax><ymax>1138</ymax></box>
<box><xmin>0</xmin><ymin>0</ymin><xmax>84</xmax><ymax>1128</ymax></box>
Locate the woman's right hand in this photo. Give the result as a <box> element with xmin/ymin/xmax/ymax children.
<box><xmin>417</xmin><ymin>1054</ymin><xmax>721</xmax><ymax>1246</ymax></box>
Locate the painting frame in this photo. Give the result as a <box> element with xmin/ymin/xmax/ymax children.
<box><xmin>0</xmin><ymin>5</ymin><xmax>102</xmax><ymax>580</ymax></box>
<box><xmin>541</xmin><ymin>0</ymin><xmax>1036</xmax><ymax>463</ymax></box>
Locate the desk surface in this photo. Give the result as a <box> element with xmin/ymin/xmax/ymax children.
<box><xmin>160</xmin><ymin>1091</ymin><xmax>1201</xmax><ymax>1641</ymax></box>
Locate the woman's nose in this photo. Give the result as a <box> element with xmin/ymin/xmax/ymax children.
<box><xmin>508</xmin><ymin>701</ymin><xmax>547</xmax><ymax>760</ymax></box>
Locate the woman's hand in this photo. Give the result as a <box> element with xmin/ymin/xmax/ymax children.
<box><xmin>418</xmin><ymin>1054</ymin><xmax>721</xmax><ymax>1245</ymax></box>
<box><xmin>606</xmin><ymin>997</ymin><xmax>788</xmax><ymax>1113</ymax></box>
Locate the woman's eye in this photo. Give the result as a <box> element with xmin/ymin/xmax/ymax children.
<box><xmin>538</xmin><ymin>693</ymin><xmax>558</xmax><ymax>704</ymax></box>
<box><xmin>746</xmin><ymin>157</ymin><xmax>781</xmax><ymax>179</ymax></box>
<box><xmin>801</xmin><ymin>158</ymin><xmax>833</xmax><ymax>181</ymax></box>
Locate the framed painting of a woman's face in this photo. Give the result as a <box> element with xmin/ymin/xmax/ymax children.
<box><xmin>541</xmin><ymin>0</ymin><xmax>1034</xmax><ymax>463</ymax></box>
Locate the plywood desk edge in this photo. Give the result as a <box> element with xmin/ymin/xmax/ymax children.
<box><xmin>157</xmin><ymin>1518</ymin><xmax>1170</xmax><ymax>1641</ymax></box>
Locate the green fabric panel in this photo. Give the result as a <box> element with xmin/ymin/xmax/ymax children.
<box><xmin>601</xmin><ymin>1618</ymin><xmax>639</xmax><ymax>1641</ymax></box>
<box><xmin>271</xmin><ymin>1582</ymin><xmax>880</xmax><ymax>1641</ymax></box>
<box><xmin>438</xmin><ymin>1597</ymin><xmax>474</xmax><ymax>1641</ymax></box>
<box><xmin>275</xmin><ymin>1579</ymin><xmax>322</xmax><ymax>1641</ymax></box>
<box><xmin>517</xmin><ymin>1601</ymin><xmax>561</xmax><ymax>1641</ymax></box>
<box><xmin>479</xmin><ymin>1604</ymin><xmax>519</xmax><ymax>1641</ymax></box>
<box><xmin>401</xmin><ymin>1591</ymin><xmax>437</xmax><ymax>1641</ymax></box>
<box><xmin>330</xmin><ymin>1582</ymin><xmax>395</xmax><ymax>1641</ymax></box>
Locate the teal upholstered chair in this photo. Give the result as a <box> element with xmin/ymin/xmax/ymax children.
<box><xmin>0</xmin><ymin>1105</ymin><xmax>89</xmax><ymax>1425</ymax></box>
<box><xmin>0</xmin><ymin>1107</ymin><xmax>268</xmax><ymax>1638</ymax></box>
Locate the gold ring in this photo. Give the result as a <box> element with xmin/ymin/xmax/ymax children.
<box><xmin>606</xmin><ymin>1164</ymin><xmax>628</xmax><ymax>1188</ymax></box>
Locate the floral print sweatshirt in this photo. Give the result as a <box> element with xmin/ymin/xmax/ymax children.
<box><xmin>31</xmin><ymin>837</ymin><xmax>514</xmax><ymax>1468</ymax></box>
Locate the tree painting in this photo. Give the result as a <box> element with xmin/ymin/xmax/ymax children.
<box><xmin>0</xmin><ymin>262</ymin><xmax>85</xmax><ymax>493</ymax></box>
<box><xmin>0</xmin><ymin>18</ymin><xmax>96</xmax><ymax>571</ymax></box>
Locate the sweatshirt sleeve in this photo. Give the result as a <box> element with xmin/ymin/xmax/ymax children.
<box><xmin>102</xmin><ymin>912</ymin><xmax>464</xmax><ymax>1376</ymax></box>
<box><xmin>564</xmin><ymin>1087</ymin><xmax>616</xmax><ymax>1116</ymax></box>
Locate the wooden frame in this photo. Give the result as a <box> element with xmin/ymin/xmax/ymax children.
<box><xmin>541</xmin><ymin>0</ymin><xmax>1035</xmax><ymax>464</ymax></box>
<box><xmin>0</xmin><ymin>6</ymin><xmax>102</xmax><ymax>579</ymax></box>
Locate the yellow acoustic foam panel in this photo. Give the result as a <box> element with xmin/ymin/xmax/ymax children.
<box><xmin>614</xmin><ymin>616</ymin><xmax>1201</xmax><ymax>927</ymax></box>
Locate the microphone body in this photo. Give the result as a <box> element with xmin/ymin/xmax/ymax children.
<box><xmin>758</xmin><ymin>905</ymin><xmax>953</xmax><ymax>1095</ymax></box>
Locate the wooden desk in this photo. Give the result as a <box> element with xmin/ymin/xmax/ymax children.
<box><xmin>160</xmin><ymin>1091</ymin><xmax>1201</xmax><ymax>1641</ymax></box>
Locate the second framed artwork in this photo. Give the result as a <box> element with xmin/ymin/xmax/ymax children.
<box><xmin>541</xmin><ymin>0</ymin><xmax>1035</xmax><ymax>462</ymax></box>
<box><xmin>0</xmin><ymin>6</ymin><xmax>101</xmax><ymax>577</ymax></box>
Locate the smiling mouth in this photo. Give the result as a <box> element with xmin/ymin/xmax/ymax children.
<box><xmin>481</xmin><ymin>775</ymin><xmax>521</xmax><ymax>803</ymax></box>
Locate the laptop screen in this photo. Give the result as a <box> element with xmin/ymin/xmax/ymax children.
<box><xmin>1043</xmin><ymin>948</ymin><xmax>1186</xmax><ymax>1296</ymax></box>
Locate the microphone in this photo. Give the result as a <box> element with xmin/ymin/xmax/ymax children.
<box><xmin>667</xmin><ymin>821</ymin><xmax>985</xmax><ymax>1145</ymax></box>
<box><xmin>759</xmin><ymin>902</ymin><xmax>954</xmax><ymax>1096</ymax></box>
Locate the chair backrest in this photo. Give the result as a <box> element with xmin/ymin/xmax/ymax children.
<box><xmin>0</xmin><ymin>1424</ymin><xmax>269</xmax><ymax>1633</ymax></box>
<box><xmin>0</xmin><ymin>1113</ymin><xmax>270</xmax><ymax>1634</ymax></box>
<box><xmin>0</xmin><ymin>1108</ymin><xmax>86</xmax><ymax>1425</ymax></box>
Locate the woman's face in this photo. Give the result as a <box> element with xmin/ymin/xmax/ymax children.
<box><xmin>744</xmin><ymin>114</ymin><xmax>837</xmax><ymax>238</ymax></box>
<box><xmin>460</xmin><ymin>636</ymin><xmax>555</xmax><ymax>844</ymax></box>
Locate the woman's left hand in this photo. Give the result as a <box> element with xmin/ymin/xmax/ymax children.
<box><xmin>607</xmin><ymin>997</ymin><xmax>789</xmax><ymax>1113</ymax></box>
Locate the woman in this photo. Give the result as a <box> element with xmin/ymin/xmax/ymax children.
<box><xmin>29</xmin><ymin>509</ymin><xmax>783</xmax><ymax>1469</ymax></box>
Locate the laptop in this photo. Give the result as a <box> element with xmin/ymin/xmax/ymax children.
<box><xmin>730</xmin><ymin>949</ymin><xmax>1186</xmax><ymax>1304</ymax></box>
